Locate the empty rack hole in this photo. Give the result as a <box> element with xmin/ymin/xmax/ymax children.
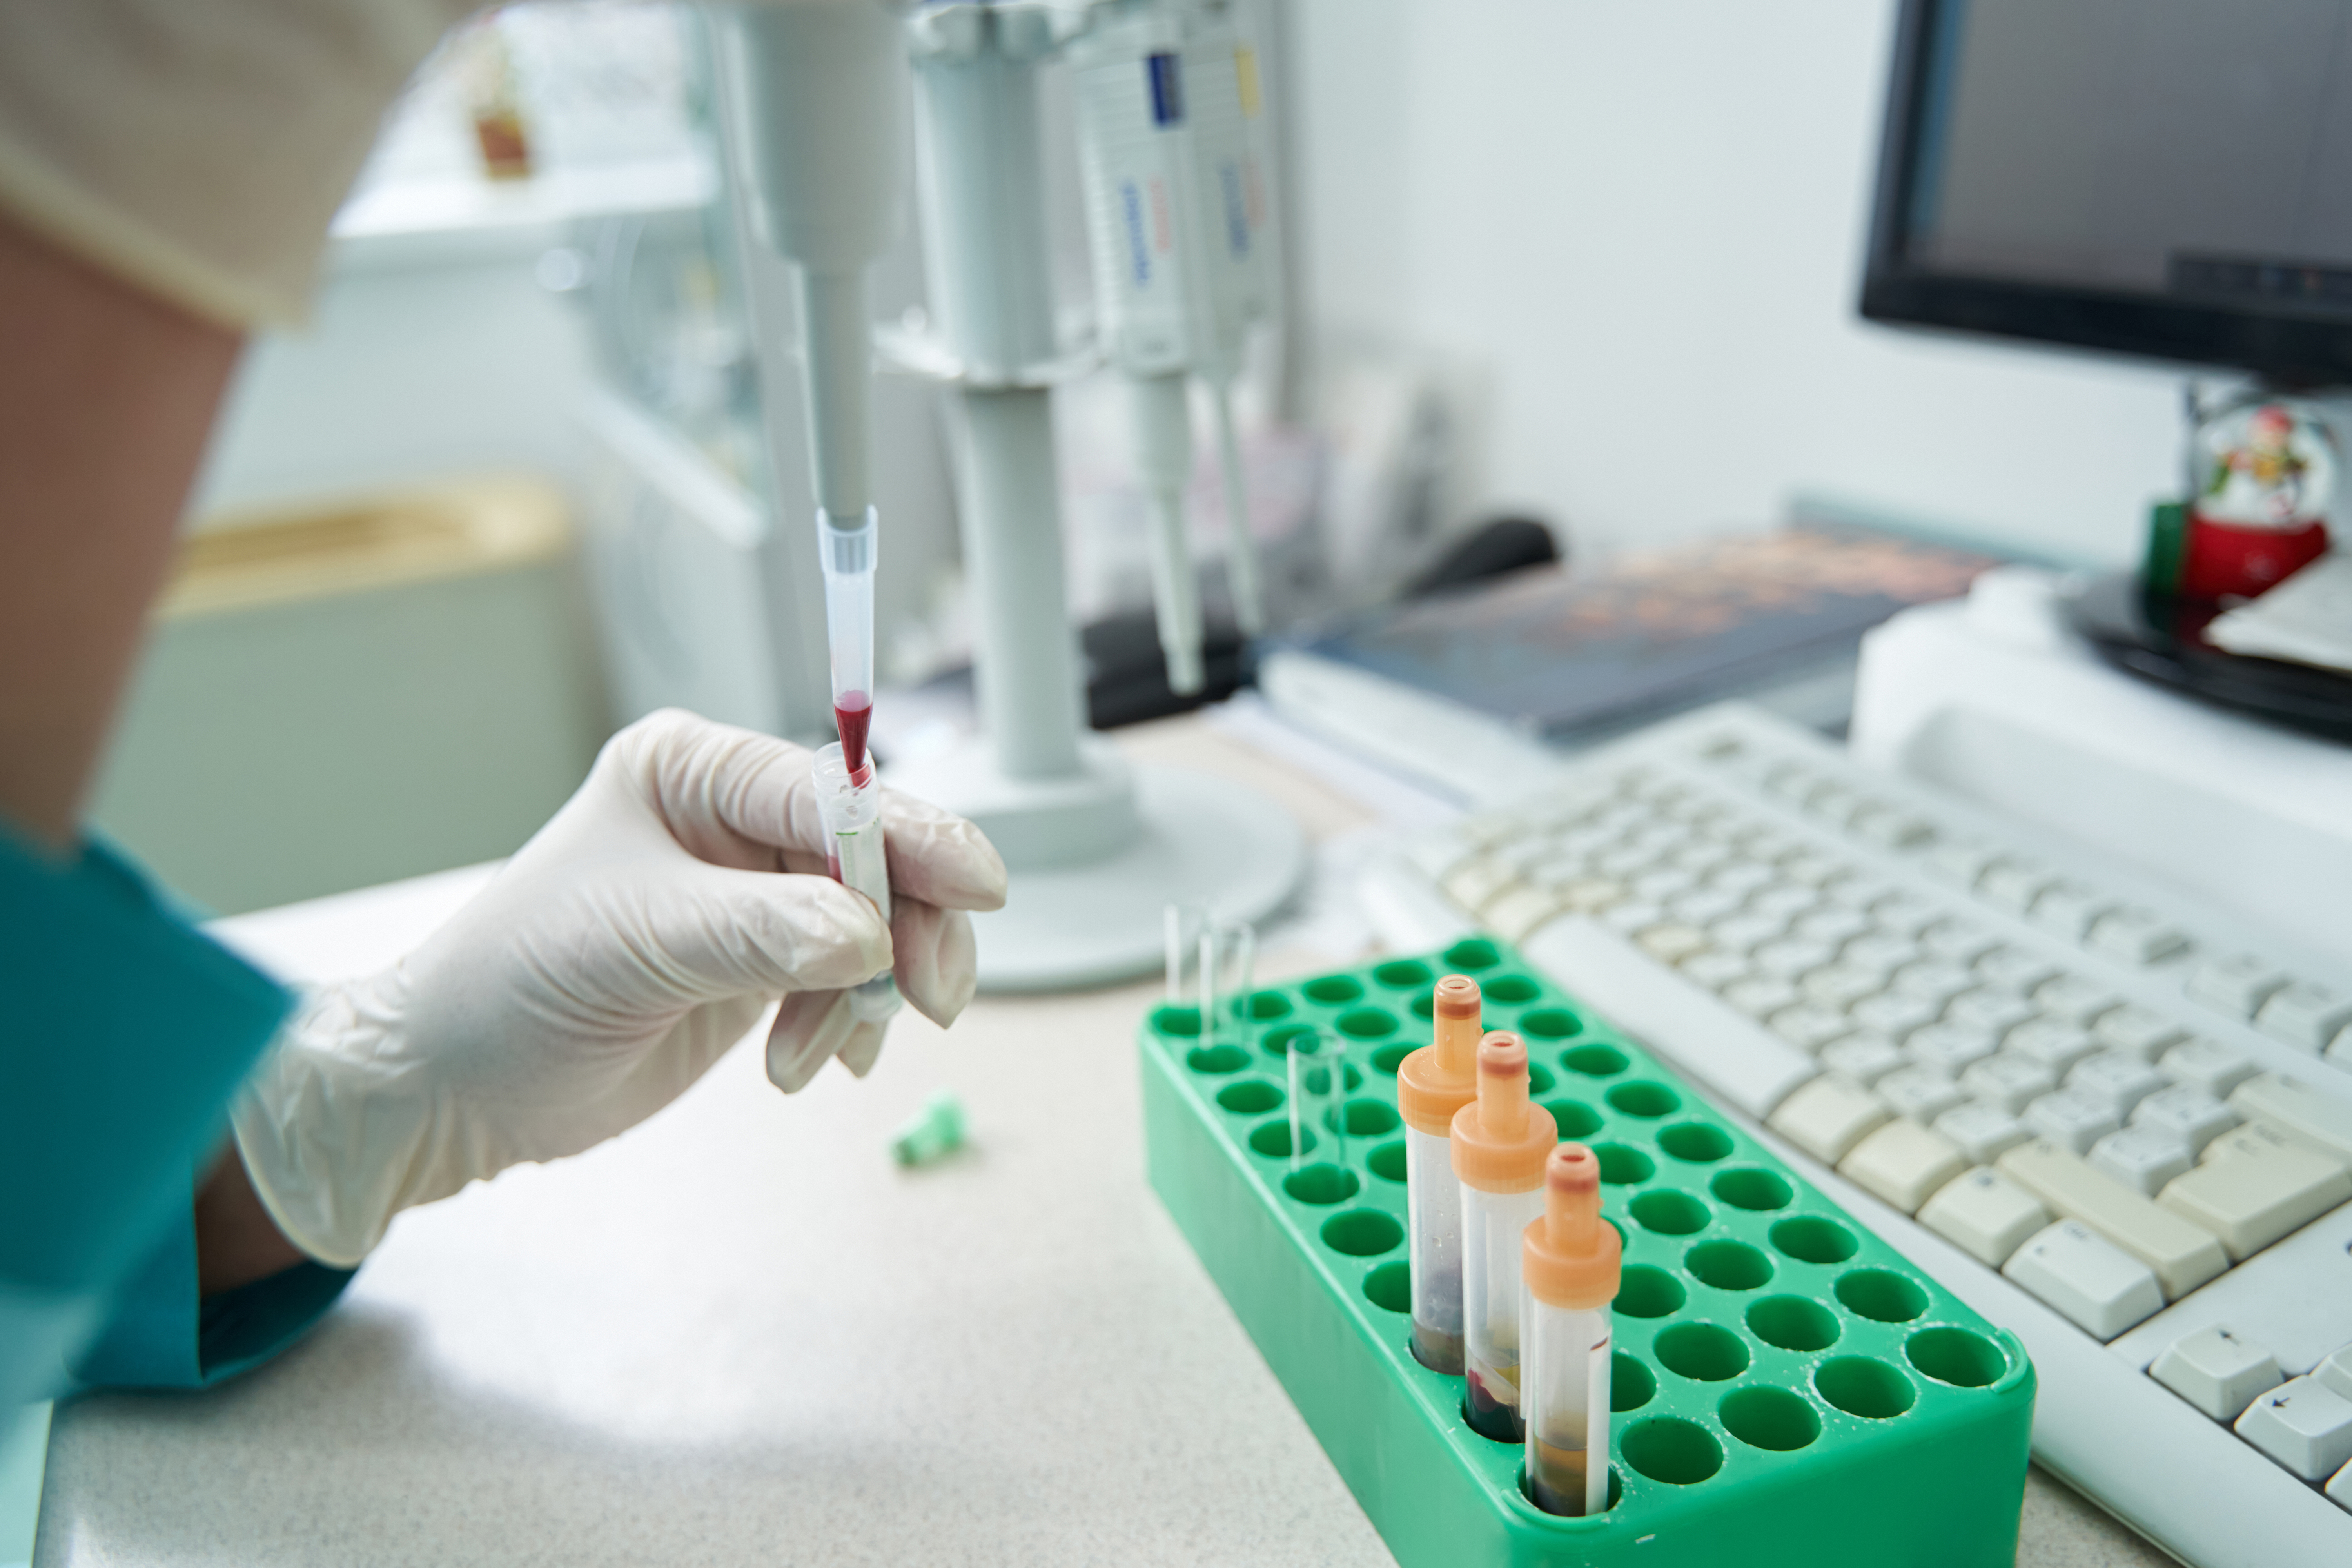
<box><xmin>1630</xmin><ymin>1191</ymin><xmax>1711</xmax><ymax>1236</ymax></box>
<box><xmin>1372</xmin><ymin>960</ymin><xmax>1432</xmax><ymax>989</ymax></box>
<box><xmin>1303</xmin><ymin>976</ymin><xmax>1365</xmax><ymax>1006</ymax></box>
<box><xmin>1327</xmin><ymin>1099</ymin><xmax>1401</xmax><ymax>1137</ymax></box>
<box><xmin>1484</xmin><ymin>974</ymin><xmax>1541</xmax><ymax>1004</ymax></box>
<box><xmin>1442</xmin><ymin>939</ymin><xmax>1501</xmax><ymax>971</ymax></box>
<box><xmin>1263</xmin><ymin>1024</ymin><xmax>1313</xmax><ymax>1058</ymax></box>
<box><xmin>1283</xmin><ymin>1163</ymin><xmax>1360</xmax><ymax>1206</ymax></box>
<box><xmin>1215</xmin><ymin>1080</ymin><xmax>1283</xmax><ymax>1115</ymax></box>
<box><xmin>1746</xmin><ymin>1295</ymin><xmax>1840</xmax><ymax>1353</ymax></box>
<box><xmin>1835</xmin><ymin>1269</ymin><xmax>1928</xmax><ymax>1324</ymax></box>
<box><xmin>1685</xmin><ymin>1241</ymin><xmax>1774</xmax><ymax>1292</ymax></box>
<box><xmin>1152</xmin><ymin>1005</ymin><xmax>1201</xmax><ymax>1038</ymax></box>
<box><xmin>1363</xmin><ymin>1261</ymin><xmax>1411</xmax><ymax>1313</ymax></box>
<box><xmin>1605</xmin><ymin>1081</ymin><xmax>1681</xmax><ymax>1118</ymax></box>
<box><xmin>1336</xmin><ymin>1007</ymin><xmax>1399</xmax><ymax>1040</ymax></box>
<box><xmin>1621</xmin><ymin>1417</ymin><xmax>1723</xmax><ymax>1486</ymax></box>
<box><xmin>1593</xmin><ymin>1143</ymin><xmax>1654</xmax><ymax>1185</ymax></box>
<box><xmin>1366</xmin><ymin>1141</ymin><xmax>1408</xmax><ymax>1182</ymax></box>
<box><xmin>1370</xmin><ymin>1044</ymin><xmax>1415</xmax><ymax>1074</ymax></box>
<box><xmin>1906</xmin><ymin>1327</ymin><xmax>2008</xmax><ymax>1388</ymax></box>
<box><xmin>1653</xmin><ymin>1323</ymin><xmax>1749</xmax><ymax>1382</ymax></box>
<box><xmin>1612</xmin><ymin>1352</ymin><xmax>1657</xmax><ymax>1412</ymax></box>
<box><xmin>1544</xmin><ymin>1099</ymin><xmax>1604</xmax><ymax>1139</ymax></box>
<box><xmin>1719</xmin><ymin>1387</ymin><xmax>1821</xmax><ymax>1452</ymax></box>
<box><xmin>1320</xmin><ymin>1210</ymin><xmax>1404</xmax><ymax>1258</ymax></box>
<box><xmin>1410</xmin><ymin>993</ymin><xmax>1436</xmax><ymax>1020</ymax></box>
<box><xmin>1616</xmin><ymin>1266</ymin><xmax>1686</xmax><ymax>1319</ymax></box>
<box><xmin>1709</xmin><ymin>1168</ymin><xmax>1794</xmax><ymax>1212</ymax></box>
<box><xmin>1249</xmin><ymin>1120</ymin><xmax>1316</xmax><ymax>1158</ymax></box>
<box><xmin>1815</xmin><ymin>1356</ymin><xmax>1916</xmax><ymax>1420</ymax></box>
<box><xmin>1563</xmin><ymin>1044</ymin><xmax>1629</xmax><ymax>1078</ymax></box>
<box><xmin>1526</xmin><ymin>1063</ymin><xmax>1557</xmax><ymax>1094</ymax></box>
<box><xmin>1769</xmin><ymin>1216</ymin><xmax>1857</xmax><ymax>1265</ymax></box>
<box><xmin>1519</xmin><ymin>1007</ymin><xmax>1582</xmax><ymax>1040</ymax></box>
<box><xmin>1186</xmin><ymin>1044</ymin><xmax>1249</xmax><ymax>1074</ymax></box>
<box><xmin>1245</xmin><ymin>991</ymin><xmax>1292</xmax><ymax>1021</ymax></box>
<box><xmin>1657</xmin><ymin>1122</ymin><xmax>1733</xmax><ymax>1163</ymax></box>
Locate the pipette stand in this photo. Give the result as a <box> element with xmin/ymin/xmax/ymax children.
<box><xmin>891</xmin><ymin>3</ymin><xmax>1303</xmax><ymax>992</ymax></box>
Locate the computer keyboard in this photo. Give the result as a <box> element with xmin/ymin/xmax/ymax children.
<box><xmin>1365</xmin><ymin>701</ymin><xmax>2352</xmax><ymax>1568</ymax></box>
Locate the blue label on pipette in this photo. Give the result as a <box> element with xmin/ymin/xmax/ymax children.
<box><xmin>1148</xmin><ymin>51</ymin><xmax>1184</xmax><ymax>125</ymax></box>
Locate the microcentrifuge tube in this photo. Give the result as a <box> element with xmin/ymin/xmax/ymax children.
<box><xmin>814</xmin><ymin>741</ymin><xmax>900</xmax><ymax>1024</ymax></box>
<box><xmin>890</xmin><ymin>1089</ymin><xmax>966</xmax><ymax>1167</ymax></box>
<box><xmin>1450</xmin><ymin>1031</ymin><xmax>1559</xmax><ymax>1443</ymax></box>
<box><xmin>1288</xmin><ymin>1028</ymin><xmax>1345</xmax><ymax>1169</ymax></box>
<box><xmin>1521</xmin><ymin>1143</ymin><xmax>1621</xmax><ymax>1517</ymax></box>
<box><xmin>1397</xmin><ymin>975</ymin><xmax>1484</xmax><ymax>1374</ymax></box>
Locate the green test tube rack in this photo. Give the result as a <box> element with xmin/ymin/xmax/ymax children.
<box><xmin>1139</xmin><ymin>937</ymin><xmax>2035</xmax><ymax>1568</ymax></box>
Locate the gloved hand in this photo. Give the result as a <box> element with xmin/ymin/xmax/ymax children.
<box><xmin>230</xmin><ymin>709</ymin><xmax>1007</xmax><ymax>1267</ymax></box>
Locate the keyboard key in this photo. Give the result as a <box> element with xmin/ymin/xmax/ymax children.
<box><xmin>1708</xmin><ymin>913</ymin><xmax>1786</xmax><ymax>954</ymax></box>
<box><xmin>1825</xmin><ymin>874</ymin><xmax>1900</xmax><ymax>911</ymax></box>
<box><xmin>1947</xmin><ymin>988</ymin><xmax>2038</xmax><ymax>1036</ymax></box>
<box><xmin>1852</xmin><ymin>806</ymin><xmax>1933</xmax><ymax>849</ymax></box>
<box><xmin>1934</xmin><ymin>1100</ymin><xmax>2033</xmax><ymax>1165</ymax></box>
<box><xmin>2003</xmin><ymin>1220</ymin><xmax>2164</xmax><ymax>1340</ymax></box>
<box><xmin>1960</xmin><ymin>1053</ymin><xmax>2059</xmax><ymax>1115</ymax></box>
<box><xmin>1600</xmin><ymin>899</ymin><xmax>1667</xmax><ymax>935</ymax></box>
<box><xmin>1980</xmin><ymin>860</ymin><xmax>2056</xmax><ymax>915</ymax></box>
<box><xmin>2065</xmin><ymin>1051</ymin><xmax>2171</xmax><ymax>1120</ymax></box>
<box><xmin>1633</xmin><ymin>866</ymin><xmax>1698</xmax><ymax>904</ymax></box>
<box><xmin>2328</xmin><ymin>1025</ymin><xmax>2352</xmax><ymax>1071</ymax></box>
<box><xmin>2094</xmin><ymin>1004</ymin><xmax>2185</xmax><ymax>1059</ymax></box>
<box><xmin>2150</xmin><ymin>1326</ymin><xmax>2283</xmax><ymax>1421</ymax></box>
<box><xmin>1794</xmin><ymin>906</ymin><xmax>1873</xmax><ymax>946</ymax></box>
<box><xmin>1767</xmin><ymin>1075</ymin><xmax>1890</xmax><ymax>1164</ymax></box>
<box><xmin>1485</xmin><ymin>887</ymin><xmax>1569</xmax><ymax>943</ymax></box>
<box><xmin>1925</xmin><ymin>841</ymin><xmax>1996</xmax><ymax>888</ymax></box>
<box><xmin>1878</xmin><ymin>1065</ymin><xmax>1967</xmax><ymax>1122</ymax></box>
<box><xmin>1753</xmin><ymin>937</ymin><xmax>1839</xmax><ymax>981</ymax></box>
<box><xmin>1782</xmin><ymin>851</ymin><xmax>1847</xmax><ymax>887</ymax></box>
<box><xmin>1708</xmin><ymin>860</ymin><xmax>1776</xmax><ymax>897</ymax></box>
<box><xmin>2188</xmin><ymin>953</ymin><xmax>2292</xmax><ymax>1020</ymax></box>
<box><xmin>2256</xmin><ymin>984</ymin><xmax>2352</xmax><ymax>1055</ymax></box>
<box><xmin>1670</xmin><ymin>838</ymin><xmax>1734</xmax><ymax>875</ymax></box>
<box><xmin>1634</xmin><ymin>922</ymin><xmax>1710</xmax><ymax>964</ymax></box>
<box><xmin>2031</xmin><ymin>882</ymin><xmax>2110</xmax><ymax>941</ymax></box>
<box><xmin>1822</xmin><ymin>1034</ymin><xmax>1910</xmax><ymax>1087</ymax></box>
<box><xmin>1840</xmin><ymin>1119</ymin><xmax>1969</xmax><ymax>1213</ymax></box>
<box><xmin>1801</xmin><ymin>964</ymin><xmax>1886</xmax><ymax>1012</ymax></box>
<box><xmin>2130</xmin><ymin>1083</ymin><xmax>2240</xmax><ymax>1156</ymax></box>
<box><xmin>2024</xmin><ymin>1089</ymin><xmax>2121</xmax><ymax>1154</ymax></box>
<box><xmin>2160</xmin><ymin>1123</ymin><xmax>2352</xmax><ymax>1260</ymax></box>
<box><xmin>2089</xmin><ymin>1126</ymin><xmax>2194</xmax><ymax>1198</ymax></box>
<box><xmin>1442</xmin><ymin>857</ymin><xmax>1520</xmax><ymax>911</ymax></box>
<box><xmin>1893</xmin><ymin>959</ymin><xmax>1978</xmax><ymax>1004</ymax></box>
<box><xmin>1996</xmin><ymin>1139</ymin><xmax>2229</xmax><ymax>1299</ymax></box>
<box><xmin>2236</xmin><ymin>1378</ymin><xmax>2352</xmax><ymax>1481</ymax></box>
<box><xmin>2158</xmin><ymin>1038</ymin><xmax>2257</xmax><ymax>1098</ymax></box>
<box><xmin>1923</xmin><ymin>921</ymin><xmax>2001</xmax><ymax>964</ymax></box>
<box><xmin>2087</xmin><ymin>907</ymin><xmax>2191</xmax><ymax>966</ymax></box>
<box><xmin>1853</xmin><ymin>991</ymin><xmax>1942</xmax><ymax>1040</ymax></box>
<box><xmin>2008</xmin><ymin>1019</ymin><xmax>2101</xmax><ymax>1074</ymax></box>
<box><xmin>1768</xmin><ymin>1004</ymin><xmax>1852</xmax><ymax>1053</ymax></box>
<box><xmin>1751</xmin><ymin>886</ymin><xmax>1822</xmax><ymax>923</ymax></box>
<box><xmin>1669</xmin><ymin>887</ymin><xmax>1745</xmax><ymax>926</ymax></box>
<box><xmin>2229</xmin><ymin>1075</ymin><xmax>2352</xmax><ymax>1166</ymax></box>
<box><xmin>2105</xmin><ymin>1202</ymin><xmax>2352</xmax><ymax>1379</ymax></box>
<box><xmin>1978</xmin><ymin>947</ymin><xmax>2060</xmax><ymax>993</ymax></box>
<box><xmin>1724</xmin><ymin>976</ymin><xmax>1802</xmax><ymax>1021</ymax></box>
<box><xmin>1842</xmin><ymin>932</ymin><xmax>1921</xmax><ymax>978</ymax></box>
<box><xmin>1802</xmin><ymin>783</ymin><xmax>1860</xmax><ymax>826</ymax></box>
<box><xmin>1871</xmin><ymin>895</ymin><xmax>1941</xmax><ymax>938</ymax></box>
<box><xmin>2330</xmin><ymin>1458</ymin><xmax>2352</xmax><ymax>1514</ymax></box>
<box><xmin>1681</xmin><ymin>951</ymin><xmax>1752</xmax><ymax>992</ymax></box>
<box><xmin>1597</xmin><ymin>844</ymin><xmax>1663</xmax><ymax>879</ymax></box>
<box><xmin>1919</xmin><ymin>1166</ymin><xmax>2049</xmax><ymax>1266</ymax></box>
<box><xmin>1556</xmin><ymin>877</ymin><xmax>1629</xmax><ymax>915</ymax></box>
<box><xmin>1907</xmin><ymin>1021</ymin><xmax>2001</xmax><ymax>1075</ymax></box>
<box><xmin>2033</xmin><ymin>975</ymin><xmax>2118</xmax><ymax>1026</ymax></box>
<box><xmin>2316</xmin><ymin>1344</ymin><xmax>2352</xmax><ymax>1403</ymax></box>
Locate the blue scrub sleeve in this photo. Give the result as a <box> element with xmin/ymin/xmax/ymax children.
<box><xmin>0</xmin><ymin>826</ymin><xmax>292</xmax><ymax>1402</ymax></box>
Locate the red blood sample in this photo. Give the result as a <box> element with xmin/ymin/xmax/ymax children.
<box><xmin>834</xmin><ymin>689</ymin><xmax>873</xmax><ymax>782</ymax></box>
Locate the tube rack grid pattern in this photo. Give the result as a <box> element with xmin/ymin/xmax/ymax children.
<box><xmin>1139</xmin><ymin>937</ymin><xmax>2035</xmax><ymax>1568</ymax></box>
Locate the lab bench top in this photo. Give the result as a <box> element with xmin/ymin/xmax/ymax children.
<box><xmin>38</xmin><ymin>717</ymin><xmax>2172</xmax><ymax>1567</ymax></box>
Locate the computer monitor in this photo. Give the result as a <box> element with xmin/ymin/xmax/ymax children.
<box><xmin>1863</xmin><ymin>0</ymin><xmax>2352</xmax><ymax>387</ymax></box>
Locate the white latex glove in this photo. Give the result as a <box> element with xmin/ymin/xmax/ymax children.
<box><xmin>231</xmin><ymin>709</ymin><xmax>1006</xmax><ymax>1267</ymax></box>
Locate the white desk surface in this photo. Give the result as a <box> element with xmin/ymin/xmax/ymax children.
<box><xmin>36</xmin><ymin>717</ymin><xmax>2170</xmax><ymax>1566</ymax></box>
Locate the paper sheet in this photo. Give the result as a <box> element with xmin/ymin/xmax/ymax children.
<box><xmin>2205</xmin><ymin>552</ymin><xmax>2352</xmax><ymax>674</ymax></box>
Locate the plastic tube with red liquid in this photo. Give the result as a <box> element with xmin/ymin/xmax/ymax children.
<box><xmin>814</xmin><ymin>740</ymin><xmax>901</xmax><ymax>1025</ymax></box>
<box><xmin>818</xmin><ymin>506</ymin><xmax>878</xmax><ymax>782</ymax></box>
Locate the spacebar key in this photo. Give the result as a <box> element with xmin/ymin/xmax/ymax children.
<box><xmin>1523</xmin><ymin>917</ymin><xmax>1819</xmax><ymax>1117</ymax></box>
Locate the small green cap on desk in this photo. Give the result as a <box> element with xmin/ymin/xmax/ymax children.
<box><xmin>891</xmin><ymin>1089</ymin><xmax>965</xmax><ymax>1167</ymax></box>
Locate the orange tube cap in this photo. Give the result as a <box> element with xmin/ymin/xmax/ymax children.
<box><xmin>1450</xmin><ymin>1031</ymin><xmax>1557</xmax><ymax>1193</ymax></box>
<box><xmin>1523</xmin><ymin>1143</ymin><xmax>1623</xmax><ymax>1310</ymax></box>
<box><xmin>1397</xmin><ymin>975</ymin><xmax>1482</xmax><ymax>1135</ymax></box>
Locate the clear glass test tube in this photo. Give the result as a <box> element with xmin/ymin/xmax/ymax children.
<box><xmin>1288</xmin><ymin>1028</ymin><xmax>1344</xmax><ymax>1169</ymax></box>
<box><xmin>1165</xmin><ymin>903</ymin><xmax>1205</xmax><ymax>1009</ymax></box>
<box><xmin>814</xmin><ymin>741</ymin><xmax>900</xmax><ymax>1023</ymax></box>
<box><xmin>1199</xmin><ymin>918</ymin><xmax>1256</xmax><ymax>1045</ymax></box>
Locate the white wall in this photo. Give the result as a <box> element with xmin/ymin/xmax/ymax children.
<box><xmin>1286</xmin><ymin>0</ymin><xmax>2189</xmax><ymax>566</ymax></box>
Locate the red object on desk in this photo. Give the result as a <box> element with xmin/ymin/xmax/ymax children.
<box><xmin>2180</xmin><ymin>513</ymin><xmax>2328</xmax><ymax>601</ymax></box>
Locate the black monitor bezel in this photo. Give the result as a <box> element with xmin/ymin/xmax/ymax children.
<box><xmin>1860</xmin><ymin>0</ymin><xmax>2352</xmax><ymax>388</ymax></box>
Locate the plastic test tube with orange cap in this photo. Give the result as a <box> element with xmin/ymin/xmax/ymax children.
<box><xmin>1451</xmin><ymin>1031</ymin><xmax>1559</xmax><ymax>1442</ymax></box>
<box><xmin>1397</xmin><ymin>975</ymin><xmax>1485</xmax><ymax>1373</ymax></box>
<box><xmin>1522</xmin><ymin>1142</ymin><xmax>1622</xmax><ymax>1516</ymax></box>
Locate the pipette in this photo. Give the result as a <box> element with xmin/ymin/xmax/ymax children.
<box><xmin>818</xmin><ymin>507</ymin><xmax>879</xmax><ymax>782</ymax></box>
<box><xmin>1521</xmin><ymin>1142</ymin><xmax>1621</xmax><ymax>1516</ymax></box>
<box><xmin>814</xmin><ymin>740</ymin><xmax>901</xmax><ymax>1024</ymax></box>
<box><xmin>1450</xmin><ymin>1031</ymin><xmax>1559</xmax><ymax>1443</ymax></box>
<box><xmin>1397</xmin><ymin>975</ymin><xmax>1484</xmax><ymax>1373</ymax></box>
